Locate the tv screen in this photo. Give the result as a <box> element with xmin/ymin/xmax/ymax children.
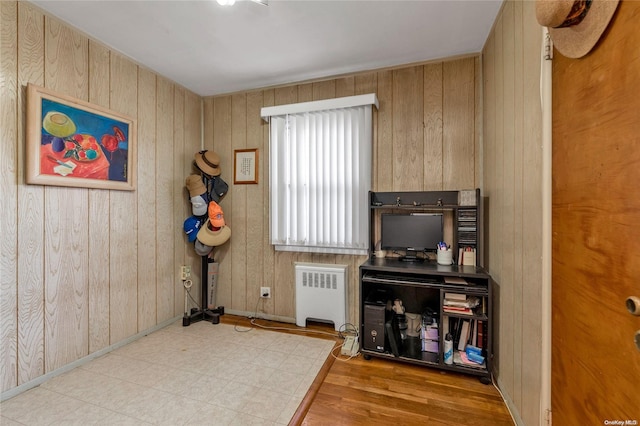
<box><xmin>380</xmin><ymin>213</ymin><xmax>443</xmax><ymax>260</ymax></box>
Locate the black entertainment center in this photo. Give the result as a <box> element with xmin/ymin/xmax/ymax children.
<box><xmin>360</xmin><ymin>190</ymin><xmax>492</xmax><ymax>384</ymax></box>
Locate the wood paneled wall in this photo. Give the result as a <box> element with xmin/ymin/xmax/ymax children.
<box><xmin>482</xmin><ymin>1</ymin><xmax>544</xmax><ymax>424</ymax></box>
<box><xmin>0</xmin><ymin>2</ymin><xmax>201</xmax><ymax>394</ymax></box>
<box><xmin>202</xmin><ymin>56</ymin><xmax>481</xmax><ymax>329</ymax></box>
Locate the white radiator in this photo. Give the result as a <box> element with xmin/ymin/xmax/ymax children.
<box><xmin>295</xmin><ymin>262</ymin><xmax>348</xmax><ymax>331</ymax></box>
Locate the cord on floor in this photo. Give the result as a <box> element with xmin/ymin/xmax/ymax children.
<box><xmin>231</xmin><ymin>298</ymin><xmax>361</xmax><ymax>361</ymax></box>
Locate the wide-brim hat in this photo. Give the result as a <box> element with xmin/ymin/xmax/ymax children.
<box><xmin>536</xmin><ymin>0</ymin><xmax>619</xmax><ymax>59</ymax></box>
<box><xmin>197</xmin><ymin>219</ymin><xmax>231</xmax><ymax>247</ymax></box>
<box><xmin>185</xmin><ymin>174</ymin><xmax>206</xmax><ymax>198</ymax></box>
<box><xmin>194</xmin><ymin>150</ymin><xmax>221</xmax><ymax>177</ymax></box>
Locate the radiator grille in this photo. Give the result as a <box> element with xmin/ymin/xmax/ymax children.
<box><xmin>295</xmin><ymin>263</ymin><xmax>348</xmax><ymax>331</ymax></box>
<box><xmin>301</xmin><ymin>271</ymin><xmax>338</xmax><ymax>290</ymax></box>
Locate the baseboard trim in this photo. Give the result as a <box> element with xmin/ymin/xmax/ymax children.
<box><xmin>225</xmin><ymin>308</ymin><xmax>295</xmax><ymax>324</ymax></box>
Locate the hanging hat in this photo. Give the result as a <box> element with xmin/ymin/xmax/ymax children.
<box><xmin>194</xmin><ymin>239</ymin><xmax>213</xmax><ymax>257</ymax></box>
<box><xmin>536</xmin><ymin>0</ymin><xmax>619</xmax><ymax>59</ymax></box>
<box><xmin>190</xmin><ymin>195</ymin><xmax>208</xmax><ymax>217</ymax></box>
<box><xmin>208</xmin><ymin>201</ymin><xmax>225</xmax><ymax>227</ymax></box>
<box><xmin>197</xmin><ymin>219</ymin><xmax>231</xmax><ymax>246</ymax></box>
<box><xmin>183</xmin><ymin>216</ymin><xmax>203</xmax><ymax>243</ymax></box>
<box><xmin>185</xmin><ymin>174</ymin><xmax>207</xmax><ymax>198</ymax></box>
<box><xmin>194</xmin><ymin>150</ymin><xmax>221</xmax><ymax>177</ymax></box>
<box><xmin>209</xmin><ymin>176</ymin><xmax>229</xmax><ymax>203</ymax></box>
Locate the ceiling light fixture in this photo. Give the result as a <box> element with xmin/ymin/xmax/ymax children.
<box><xmin>216</xmin><ymin>0</ymin><xmax>268</xmax><ymax>6</ymax></box>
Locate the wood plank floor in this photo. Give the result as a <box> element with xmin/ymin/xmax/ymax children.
<box><xmin>220</xmin><ymin>315</ymin><xmax>514</xmax><ymax>426</ymax></box>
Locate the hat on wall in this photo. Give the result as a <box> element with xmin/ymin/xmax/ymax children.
<box><xmin>194</xmin><ymin>150</ymin><xmax>221</xmax><ymax>177</ymax></box>
<box><xmin>185</xmin><ymin>174</ymin><xmax>207</xmax><ymax>198</ymax></box>
<box><xmin>209</xmin><ymin>176</ymin><xmax>229</xmax><ymax>203</ymax></box>
<box><xmin>536</xmin><ymin>0</ymin><xmax>619</xmax><ymax>59</ymax></box>
<box><xmin>208</xmin><ymin>201</ymin><xmax>225</xmax><ymax>227</ymax></box>
<box><xmin>196</xmin><ymin>219</ymin><xmax>231</xmax><ymax>247</ymax></box>
<box><xmin>190</xmin><ymin>195</ymin><xmax>208</xmax><ymax>217</ymax></box>
<box><xmin>194</xmin><ymin>239</ymin><xmax>213</xmax><ymax>257</ymax></box>
<box><xmin>183</xmin><ymin>216</ymin><xmax>203</xmax><ymax>243</ymax></box>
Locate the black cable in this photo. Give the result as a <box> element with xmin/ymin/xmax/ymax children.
<box><xmin>185</xmin><ymin>283</ymin><xmax>202</xmax><ymax>312</ymax></box>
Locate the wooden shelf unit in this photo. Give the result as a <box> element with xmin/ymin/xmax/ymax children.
<box><xmin>360</xmin><ymin>190</ymin><xmax>492</xmax><ymax>383</ymax></box>
<box><xmin>369</xmin><ymin>189</ymin><xmax>482</xmax><ymax>266</ymax></box>
<box><xmin>359</xmin><ymin>259</ymin><xmax>492</xmax><ymax>383</ymax></box>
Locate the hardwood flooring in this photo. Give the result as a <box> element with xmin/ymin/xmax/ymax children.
<box><xmin>220</xmin><ymin>315</ymin><xmax>514</xmax><ymax>426</ymax></box>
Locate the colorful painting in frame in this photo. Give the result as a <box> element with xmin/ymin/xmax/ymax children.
<box><xmin>26</xmin><ymin>83</ymin><xmax>136</xmax><ymax>191</ymax></box>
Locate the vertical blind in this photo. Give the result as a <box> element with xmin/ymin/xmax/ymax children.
<box><xmin>262</xmin><ymin>95</ymin><xmax>377</xmax><ymax>255</ymax></box>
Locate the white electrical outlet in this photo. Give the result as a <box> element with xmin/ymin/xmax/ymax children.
<box><xmin>181</xmin><ymin>265</ymin><xmax>191</xmax><ymax>281</ymax></box>
<box><xmin>260</xmin><ymin>286</ymin><xmax>271</xmax><ymax>298</ymax></box>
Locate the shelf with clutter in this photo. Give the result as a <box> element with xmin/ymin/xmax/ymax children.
<box><xmin>181</xmin><ymin>149</ymin><xmax>232</xmax><ymax>326</ymax></box>
<box><xmin>359</xmin><ymin>189</ymin><xmax>493</xmax><ymax>384</ymax></box>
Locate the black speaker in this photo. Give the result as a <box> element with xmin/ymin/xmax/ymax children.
<box><xmin>363</xmin><ymin>303</ymin><xmax>386</xmax><ymax>352</ymax></box>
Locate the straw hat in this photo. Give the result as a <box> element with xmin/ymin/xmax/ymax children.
<box><xmin>194</xmin><ymin>150</ymin><xmax>221</xmax><ymax>177</ymax></box>
<box><xmin>196</xmin><ymin>219</ymin><xmax>231</xmax><ymax>247</ymax></box>
<box><xmin>536</xmin><ymin>0</ymin><xmax>619</xmax><ymax>58</ymax></box>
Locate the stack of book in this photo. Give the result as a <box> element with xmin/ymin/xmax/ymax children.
<box><xmin>442</xmin><ymin>293</ymin><xmax>480</xmax><ymax>316</ymax></box>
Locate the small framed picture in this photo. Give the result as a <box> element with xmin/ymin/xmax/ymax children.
<box><xmin>233</xmin><ymin>148</ymin><xmax>258</xmax><ymax>184</ymax></box>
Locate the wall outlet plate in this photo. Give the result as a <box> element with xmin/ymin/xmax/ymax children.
<box><xmin>180</xmin><ymin>265</ymin><xmax>191</xmax><ymax>281</ymax></box>
<box><xmin>260</xmin><ymin>286</ymin><xmax>271</xmax><ymax>298</ymax></box>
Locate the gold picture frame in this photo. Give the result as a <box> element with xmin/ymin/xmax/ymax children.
<box><xmin>233</xmin><ymin>148</ymin><xmax>258</xmax><ymax>184</ymax></box>
<box><xmin>26</xmin><ymin>83</ymin><xmax>136</xmax><ymax>191</ymax></box>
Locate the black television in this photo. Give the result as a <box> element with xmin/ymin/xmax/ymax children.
<box><xmin>380</xmin><ymin>213</ymin><xmax>443</xmax><ymax>262</ymax></box>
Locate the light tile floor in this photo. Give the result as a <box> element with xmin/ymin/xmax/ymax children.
<box><xmin>1</xmin><ymin>320</ymin><xmax>337</xmax><ymax>425</ymax></box>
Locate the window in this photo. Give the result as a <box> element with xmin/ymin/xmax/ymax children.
<box><xmin>261</xmin><ymin>94</ymin><xmax>378</xmax><ymax>255</ymax></box>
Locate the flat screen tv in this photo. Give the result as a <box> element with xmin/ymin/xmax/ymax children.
<box><xmin>380</xmin><ymin>213</ymin><xmax>443</xmax><ymax>262</ymax></box>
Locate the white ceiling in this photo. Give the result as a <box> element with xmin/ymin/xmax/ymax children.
<box><xmin>31</xmin><ymin>0</ymin><xmax>503</xmax><ymax>97</ymax></box>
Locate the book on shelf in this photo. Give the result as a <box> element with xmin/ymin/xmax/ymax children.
<box><xmin>443</xmin><ymin>306</ymin><xmax>473</xmax><ymax>315</ymax></box>
<box><xmin>443</xmin><ymin>276</ymin><xmax>468</xmax><ymax>285</ymax></box>
<box><xmin>470</xmin><ymin>320</ymin><xmax>477</xmax><ymax>347</ymax></box>
<box><xmin>443</xmin><ymin>296</ymin><xmax>480</xmax><ymax>308</ymax></box>
<box><xmin>457</xmin><ymin>320</ymin><xmax>470</xmax><ymax>351</ymax></box>
<box><xmin>444</xmin><ymin>292</ymin><xmax>467</xmax><ymax>301</ymax></box>
<box><xmin>443</xmin><ymin>315</ymin><xmax>449</xmax><ymax>336</ymax></box>
<box><xmin>451</xmin><ymin>317</ymin><xmax>461</xmax><ymax>349</ymax></box>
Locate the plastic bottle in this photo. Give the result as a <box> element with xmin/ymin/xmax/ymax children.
<box><xmin>444</xmin><ymin>333</ymin><xmax>453</xmax><ymax>365</ymax></box>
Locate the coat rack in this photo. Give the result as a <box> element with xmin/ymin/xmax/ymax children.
<box><xmin>182</xmin><ymin>150</ymin><xmax>230</xmax><ymax>326</ymax></box>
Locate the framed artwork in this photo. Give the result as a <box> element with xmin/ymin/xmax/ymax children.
<box><xmin>26</xmin><ymin>83</ymin><xmax>136</xmax><ymax>191</ymax></box>
<box><xmin>234</xmin><ymin>148</ymin><xmax>258</xmax><ymax>184</ymax></box>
